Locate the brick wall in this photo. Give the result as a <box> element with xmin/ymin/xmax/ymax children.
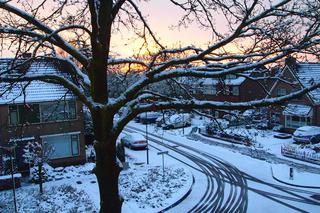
<box><xmin>0</xmin><ymin>101</ymin><xmax>86</xmax><ymax>167</ymax></box>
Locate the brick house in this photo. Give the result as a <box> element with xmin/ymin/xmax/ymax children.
<box><xmin>184</xmin><ymin>67</ymin><xmax>275</xmax><ymax>117</ymax></box>
<box><xmin>0</xmin><ymin>58</ymin><xmax>86</xmax><ymax>174</ymax></box>
<box><xmin>268</xmin><ymin>57</ymin><xmax>320</xmax><ymax>132</ymax></box>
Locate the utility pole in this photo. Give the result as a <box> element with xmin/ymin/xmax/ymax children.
<box><xmin>1</xmin><ymin>145</ymin><xmax>18</xmax><ymax>213</ymax></box>
<box><xmin>145</xmin><ymin>112</ymin><xmax>149</xmax><ymax>164</ymax></box>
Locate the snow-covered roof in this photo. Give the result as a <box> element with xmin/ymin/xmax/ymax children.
<box><xmin>295</xmin><ymin>62</ymin><xmax>320</xmax><ymax>104</ymax></box>
<box><xmin>283</xmin><ymin>104</ymin><xmax>312</xmax><ymax>117</ymax></box>
<box><xmin>197</xmin><ymin>76</ymin><xmax>246</xmax><ymax>86</ymax></box>
<box><xmin>0</xmin><ymin>59</ymin><xmax>74</xmax><ymax>104</ymax></box>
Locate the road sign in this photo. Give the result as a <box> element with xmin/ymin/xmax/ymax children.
<box><xmin>157</xmin><ymin>151</ymin><xmax>169</xmax><ymax>155</ymax></box>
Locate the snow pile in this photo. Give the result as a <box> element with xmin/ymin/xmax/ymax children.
<box><xmin>0</xmin><ymin>184</ymin><xmax>97</xmax><ymax>212</ymax></box>
<box><xmin>120</xmin><ymin>166</ymin><xmax>191</xmax><ymax>211</ymax></box>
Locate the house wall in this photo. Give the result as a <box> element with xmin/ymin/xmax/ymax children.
<box><xmin>314</xmin><ymin>105</ymin><xmax>320</xmax><ymax>126</ymax></box>
<box><xmin>0</xmin><ymin>100</ymin><xmax>86</xmax><ymax>167</ymax></box>
<box><xmin>240</xmin><ymin>80</ymin><xmax>269</xmax><ymax>102</ymax></box>
<box><xmin>269</xmin><ymin>66</ymin><xmax>317</xmax><ymax>131</ymax></box>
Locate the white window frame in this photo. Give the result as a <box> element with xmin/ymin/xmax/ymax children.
<box><xmin>41</xmin><ymin>132</ymin><xmax>80</xmax><ymax>159</ymax></box>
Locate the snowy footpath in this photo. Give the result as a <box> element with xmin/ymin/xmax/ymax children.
<box><xmin>271</xmin><ymin>164</ymin><xmax>320</xmax><ymax>188</ymax></box>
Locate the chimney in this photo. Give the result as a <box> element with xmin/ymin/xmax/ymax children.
<box><xmin>285</xmin><ymin>56</ymin><xmax>297</xmax><ymax>72</ymax></box>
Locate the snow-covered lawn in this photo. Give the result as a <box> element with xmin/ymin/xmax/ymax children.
<box><xmin>0</xmin><ymin>148</ymin><xmax>193</xmax><ymax>213</ymax></box>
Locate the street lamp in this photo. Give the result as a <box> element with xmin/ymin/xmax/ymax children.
<box><xmin>0</xmin><ymin>145</ymin><xmax>18</xmax><ymax>213</ymax></box>
<box><xmin>145</xmin><ymin>112</ymin><xmax>149</xmax><ymax>164</ymax></box>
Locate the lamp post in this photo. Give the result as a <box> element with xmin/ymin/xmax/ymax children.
<box><xmin>0</xmin><ymin>145</ymin><xmax>18</xmax><ymax>213</ymax></box>
<box><xmin>145</xmin><ymin>112</ymin><xmax>149</xmax><ymax>164</ymax></box>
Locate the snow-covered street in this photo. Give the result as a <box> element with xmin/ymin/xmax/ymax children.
<box><xmin>125</xmin><ymin>121</ymin><xmax>320</xmax><ymax>212</ymax></box>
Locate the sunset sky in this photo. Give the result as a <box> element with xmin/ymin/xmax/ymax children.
<box><xmin>0</xmin><ymin>0</ymin><xmax>229</xmax><ymax>58</ymax></box>
<box><xmin>110</xmin><ymin>1</ymin><xmax>220</xmax><ymax>57</ymax></box>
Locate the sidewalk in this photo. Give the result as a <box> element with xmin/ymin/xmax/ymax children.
<box><xmin>271</xmin><ymin>164</ymin><xmax>320</xmax><ymax>188</ymax></box>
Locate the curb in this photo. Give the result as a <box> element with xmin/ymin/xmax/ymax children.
<box><xmin>271</xmin><ymin>166</ymin><xmax>320</xmax><ymax>189</ymax></box>
<box><xmin>158</xmin><ymin>174</ymin><xmax>195</xmax><ymax>213</ymax></box>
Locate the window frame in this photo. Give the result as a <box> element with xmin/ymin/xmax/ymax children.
<box><xmin>8</xmin><ymin>100</ymin><xmax>77</xmax><ymax>126</ymax></box>
<box><xmin>42</xmin><ymin>133</ymin><xmax>80</xmax><ymax>160</ymax></box>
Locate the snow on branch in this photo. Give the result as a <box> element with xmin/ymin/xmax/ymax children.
<box><xmin>0</xmin><ymin>1</ymin><xmax>89</xmax><ymax>66</ymax></box>
<box><xmin>133</xmin><ymin>82</ymin><xmax>320</xmax><ymax>112</ymax></box>
<box><xmin>107</xmin><ymin>58</ymin><xmax>148</xmax><ymax>68</ymax></box>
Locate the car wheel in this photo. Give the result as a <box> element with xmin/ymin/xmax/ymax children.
<box><xmin>310</xmin><ymin>136</ymin><xmax>318</xmax><ymax>144</ymax></box>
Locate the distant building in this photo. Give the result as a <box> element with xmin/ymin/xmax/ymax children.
<box><xmin>182</xmin><ymin>67</ymin><xmax>275</xmax><ymax>117</ymax></box>
<box><xmin>0</xmin><ymin>58</ymin><xmax>86</xmax><ymax>174</ymax></box>
<box><xmin>269</xmin><ymin>57</ymin><xmax>320</xmax><ymax>131</ymax></box>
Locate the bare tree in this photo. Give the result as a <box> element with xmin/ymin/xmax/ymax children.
<box><xmin>0</xmin><ymin>0</ymin><xmax>319</xmax><ymax>212</ymax></box>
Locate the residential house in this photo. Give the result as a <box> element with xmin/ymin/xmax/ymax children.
<box><xmin>0</xmin><ymin>58</ymin><xmax>86</xmax><ymax>174</ymax></box>
<box><xmin>184</xmin><ymin>67</ymin><xmax>275</xmax><ymax>117</ymax></box>
<box><xmin>268</xmin><ymin>57</ymin><xmax>320</xmax><ymax>132</ymax></box>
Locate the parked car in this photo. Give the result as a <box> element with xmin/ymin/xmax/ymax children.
<box><xmin>139</xmin><ymin>112</ymin><xmax>162</xmax><ymax>124</ymax></box>
<box><xmin>120</xmin><ymin>133</ymin><xmax>147</xmax><ymax>149</ymax></box>
<box><xmin>156</xmin><ymin>115</ymin><xmax>170</xmax><ymax>127</ymax></box>
<box><xmin>163</xmin><ymin>113</ymin><xmax>192</xmax><ymax>130</ymax></box>
<box><xmin>293</xmin><ymin>126</ymin><xmax>320</xmax><ymax>144</ymax></box>
<box><xmin>273</xmin><ymin>133</ymin><xmax>292</xmax><ymax>139</ymax></box>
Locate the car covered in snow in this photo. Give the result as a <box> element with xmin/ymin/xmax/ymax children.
<box><xmin>120</xmin><ymin>133</ymin><xmax>147</xmax><ymax>149</ymax></box>
<box><xmin>162</xmin><ymin>113</ymin><xmax>192</xmax><ymax>130</ymax></box>
<box><xmin>156</xmin><ymin>115</ymin><xmax>170</xmax><ymax>127</ymax></box>
<box><xmin>293</xmin><ymin>126</ymin><xmax>320</xmax><ymax>144</ymax></box>
<box><xmin>139</xmin><ymin>112</ymin><xmax>162</xmax><ymax>124</ymax></box>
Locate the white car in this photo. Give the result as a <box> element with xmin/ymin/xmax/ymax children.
<box><xmin>120</xmin><ymin>133</ymin><xmax>147</xmax><ymax>149</ymax></box>
<box><xmin>293</xmin><ymin>126</ymin><xmax>320</xmax><ymax>143</ymax></box>
<box><xmin>163</xmin><ymin>113</ymin><xmax>192</xmax><ymax>130</ymax></box>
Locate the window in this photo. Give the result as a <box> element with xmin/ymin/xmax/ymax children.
<box><xmin>204</xmin><ymin>85</ymin><xmax>216</xmax><ymax>95</ymax></box>
<box><xmin>285</xmin><ymin>115</ymin><xmax>312</xmax><ymax>128</ymax></box>
<box><xmin>231</xmin><ymin>86</ymin><xmax>239</xmax><ymax>96</ymax></box>
<box><xmin>225</xmin><ymin>74</ymin><xmax>237</xmax><ymax>79</ymax></box>
<box><xmin>43</xmin><ymin>134</ymin><xmax>80</xmax><ymax>159</ymax></box>
<box><xmin>9</xmin><ymin>104</ymin><xmax>40</xmax><ymax>125</ymax></box>
<box><xmin>40</xmin><ymin>101</ymin><xmax>76</xmax><ymax>122</ymax></box>
<box><xmin>277</xmin><ymin>88</ymin><xmax>286</xmax><ymax>97</ymax></box>
<box><xmin>9</xmin><ymin>105</ymin><xmax>18</xmax><ymax>125</ymax></box>
<box><xmin>192</xmin><ymin>85</ymin><xmax>203</xmax><ymax>94</ymax></box>
<box><xmin>8</xmin><ymin>100</ymin><xmax>76</xmax><ymax>125</ymax></box>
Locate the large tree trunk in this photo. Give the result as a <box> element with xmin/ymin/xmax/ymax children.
<box><xmin>95</xmin><ymin>141</ymin><xmax>122</xmax><ymax>213</ymax></box>
<box><xmin>92</xmin><ymin>109</ymin><xmax>123</xmax><ymax>213</ymax></box>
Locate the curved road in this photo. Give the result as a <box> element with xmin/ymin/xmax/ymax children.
<box><xmin>126</xmin><ymin>126</ymin><xmax>248</xmax><ymax>212</ymax></box>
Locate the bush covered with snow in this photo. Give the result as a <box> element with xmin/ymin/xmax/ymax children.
<box><xmin>120</xmin><ymin>166</ymin><xmax>191</xmax><ymax>209</ymax></box>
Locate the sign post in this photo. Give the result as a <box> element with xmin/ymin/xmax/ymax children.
<box><xmin>289</xmin><ymin>167</ymin><xmax>294</xmax><ymax>180</ymax></box>
<box><xmin>157</xmin><ymin>151</ymin><xmax>169</xmax><ymax>181</ymax></box>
